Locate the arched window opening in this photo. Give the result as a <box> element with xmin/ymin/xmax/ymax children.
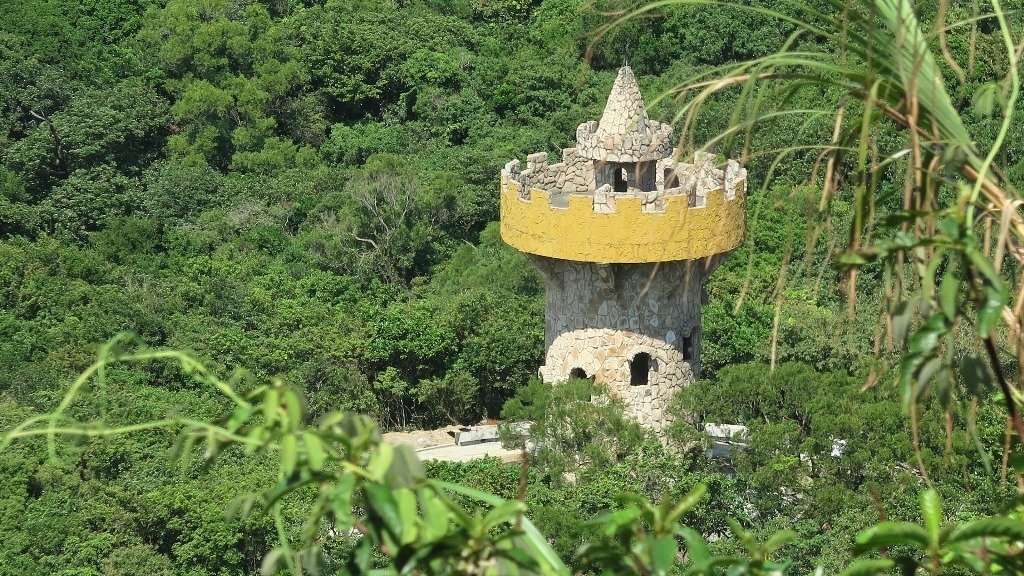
<box><xmin>614</xmin><ymin>168</ymin><xmax>628</xmax><ymax>192</ymax></box>
<box><xmin>569</xmin><ymin>367</ymin><xmax>590</xmax><ymax>380</ymax></box>
<box><xmin>683</xmin><ymin>327</ymin><xmax>698</xmax><ymax>361</ymax></box>
<box><xmin>630</xmin><ymin>352</ymin><xmax>651</xmax><ymax>386</ymax></box>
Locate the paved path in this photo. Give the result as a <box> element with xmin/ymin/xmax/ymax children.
<box><xmin>412</xmin><ymin>441</ymin><xmax>523</xmax><ymax>463</ymax></box>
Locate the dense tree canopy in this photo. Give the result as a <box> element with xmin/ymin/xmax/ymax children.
<box><xmin>2</xmin><ymin>0</ymin><xmax>1023</xmax><ymax>574</ymax></box>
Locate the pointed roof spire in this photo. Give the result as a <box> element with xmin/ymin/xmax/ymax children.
<box><xmin>574</xmin><ymin>65</ymin><xmax>673</xmax><ymax>162</ymax></box>
<box><xmin>597</xmin><ymin>66</ymin><xmax>649</xmax><ymax>136</ymax></box>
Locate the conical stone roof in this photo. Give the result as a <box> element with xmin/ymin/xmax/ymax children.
<box><xmin>575</xmin><ymin>66</ymin><xmax>673</xmax><ymax>163</ymax></box>
<box><xmin>597</xmin><ymin>66</ymin><xmax>650</xmax><ymax>136</ymax></box>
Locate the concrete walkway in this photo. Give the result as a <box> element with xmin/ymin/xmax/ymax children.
<box><xmin>413</xmin><ymin>441</ymin><xmax>523</xmax><ymax>463</ymax></box>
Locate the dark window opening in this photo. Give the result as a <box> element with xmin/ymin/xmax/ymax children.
<box><xmin>614</xmin><ymin>168</ymin><xmax>628</xmax><ymax>192</ymax></box>
<box><xmin>666</xmin><ymin>169</ymin><xmax>680</xmax><ymax>189</ymax></box>
<box><xmin>630</xmin><ymin>353</ymin><xmax>651</xmax><ymax>385</ymax></box>
<box><xmin>683</xmin><ymin>327</ymin><xmax>699</xmax><ymax>361</ymax></box>
<box><xmin>569</xmin><ymin>367</ymin><xmax>590</xmax><ymax>380</ymax></box>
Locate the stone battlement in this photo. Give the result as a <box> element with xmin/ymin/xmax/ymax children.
<box><xmin>499</xmin><ymin>172</ymin><xmax>745</xmax><ymax>264</ymax></box>
<box><xmin>501</xmin><ymin>150</ymin><xmax>746</xmax><ymax>213</ymax></box>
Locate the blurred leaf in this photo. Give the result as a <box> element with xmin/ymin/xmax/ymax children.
<box><xmin>855</xmin><ymin>521</ymin><xmax>930</xmax><ymax>552</ymax></box>
<box><xmin>304</xmin><ymin>432</ymin><xmax>325</xmax><ymax>471</ymax></box>
<box><xmin>947</xmin><ymin>517</ymin><xmax>1024</xmax><ymax>543</ymax></box>
<box><xmin>650</xmin><ymin>535</ymin><xmax>677</xmax><ymax>575</ymax></box>
<box><xmin>281</xmin><ymin>434</ymin><xmax>297</xmax><ymax>478</ymax></box>
<box><xmin>920</xmin><ymin>489</ymin><xmax>941</xmax><ymax>544</ymax></box>
<box><xmin>939</xmin><ymin>270</ymin><xmax>958</xmax><ymax>322</ymax></box>
<box><xmin>840</xmin><ymin>558</ymin><xmax>895</xmax><ymax>576</ymax></box>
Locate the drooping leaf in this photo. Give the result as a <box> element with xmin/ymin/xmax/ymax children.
<box><xmin>920</xmin><ymin>489</ymin><xmax>941</xmax><ymax>544</ymax></box>
<box><xmin>280</xmin><ymin>433</ymin><xmax>298</xmax><ymax>478</ymax></box>
<box><xmin>891</xmin><ymin>298</ymin><xmax>920</xmax><ymax>345</ymax></box>
<box><xmin>958</xmin><ymin>354</ymin><xmax>994</xmax><ymax>396</ymax></box>
<box><xmin>947</xmin><ymin>517</ymin><xmax>1024</xmax><ymax>544</ymax></box>
<box><xmin>938</xmin><ymin>269</ymin><xmax>958</xmax><ymax>322</ymax></box>
<box><xmin>304</xmin><ymin>432</ymin><xmax>325</xmax><ymax>471</ymax></box>
<box><xmin>840</xmin><ymin>558</ymin><xmax>895</xmax><ymax>576</ymax></box>
<box><xmin>387</xmin><ymin>443</ymin><xmax>425</xmax><ymax>488</ymax></box>
<box><xmin>677</xmin><ymin>526</ymin><xmax>710</xmax><ymax>566</ymax></box>
<box><xmin>855</xmin><ymin>521</ymin><xmax>930</xmax><ymax>552</ymax></box>
<box><xmin>650</xmin><ymin>535</ymin><xmax>678</xmax><ymax>576</ymax></box>
<box><xmin>261</xmin><ymin>548</ymin><xmax>284</xmax><ymax>576</ymax></box>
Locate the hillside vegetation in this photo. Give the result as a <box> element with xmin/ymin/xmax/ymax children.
<box><xmin>2</xmin><ymin>0</ymin><xmax>1023</xmax><ymax>575</ymax></box>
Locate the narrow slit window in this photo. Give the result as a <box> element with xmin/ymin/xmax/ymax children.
<box><xmin>630</xmin><ymin>353</ymin><xmax>650</xmax><ymax>386</ymax></box>
<box><xmin>684</xmin><ymin>327</ymin><xmax>699</xmax><ymax>361</ymax></box>
<box><xmin>614</xmin><ymin>168</ymin><xmax>628</xmax><ymax>192</ymax></box>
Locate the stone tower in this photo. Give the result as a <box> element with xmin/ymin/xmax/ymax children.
<box><xmin>499</xmin><ymin>66</ymin><xmax>746</xmax><ymax>433</ymax></box>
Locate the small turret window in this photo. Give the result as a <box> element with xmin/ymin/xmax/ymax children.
<box><xmin>683</xmin><ymin>327</ymin><xmax>699</xmax><ymax>361</ymax></box>
<box><xmin>614</xmin><ymin>168</ymin><xmax>628</xmax><ymax>192</ymax></box>
<box><xmin>629</xmin><ymin>353</ymin><xmax>650</xmax><ymax>385</ymax></box>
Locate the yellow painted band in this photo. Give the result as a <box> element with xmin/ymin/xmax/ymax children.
<box><xmin>500</xmin><ymin>181</ymin><xmax>745</xmax><ymax>263</ymax></box>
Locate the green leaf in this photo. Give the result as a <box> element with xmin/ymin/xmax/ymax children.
<box><xmin>958</xmin><ymin>354</ymin><xmax>994</xmax><ymax>396</ymax></box>
<box><xmin>518</xmin><ymin>515</ymin><xmax>572</xmax><ymax>575</ymax></box>
<box><xmin>261</xmin><ymin>548</ymin><xmax>284</xmax><ymax>576</ymax></box>
<box><xmin>666</xmin><ymin>484</ymin><xmax>707</xmax><ymax>524</ymax></box>
<box><xmin>677</xmin><ymin>526</ymin><xmax>709</xmax><ymax>565</ymax></box>
<box><xmin>363</xmin><ymin>482</ymin><xmax>401</xmax><ymax>537</ymax></box>
<box><xmin>978</xmin><ymin>285</ymin><xmax>1007</xmax><ymax>338</ymax></box>
<box><xmin>972</xmin><ymin>83</ymin><xmax>1000</xmax><ymax>118</ymax></box>
<box><xmin>386</xmin><ymin>443</ymin><xmax>424</xmax><ymax>488</ymax></box>
<box><xmin>418</xmin><ymin>487</ymin><xmax>449</xmax><ymax>540</ymax></box>
<box><xmin>594</xmin><ymin>508</ymin><xmax>642</xmax><ymax>536</ymax></box>
<box><xmin>855</xmin><ymin>521</ymin><xmax>930</xmax><ymax>553</ymax></box>
<box><xmin>332</xmin><ymin>473</ymin><xmax>357</xmax><ymax>532</ymax></box>
<box><xmin>838</xmin><ymin>251</ymin><xmax>871</xmax><ymax>265</ymax></box>
<box><xmin>650</xmin><ymin>535</ymin><xmax>677</xmax><ymax>576</ymax></box>
<box><xmin>283</xmin><ymin>388</ymin><xmax>302</xmax><ymax>426</ymax></box>
<box><xmin>914</xmin><ymin>357</ymin><xmax>942</xmax><ymax>403</ymax></box>
<box><xmin>368</xmin><ymin>442</ymin><xmax>394</xmax><ymax>481</ymax></box>
<box><xmin>936</xmin><ymin>218</ymin><xmax>960</xmax><ymax>240</ymax></box>
<box><xmin>280</xmin><ymin>433</ymin><xmax>297</xmax><ymax>478</ymax></box>
<box><xmin>947</xmin><ymin>517</ymin><xmax>1024</xmax><ymax>544</ymax></box>
<box><xmin>939</xmin><ymin>269</ymin><xmax>958</xmax><ymax>322</ymax></box>
<box><xmin>304</xmin><ymin>432</ymin><xmax>325</xmax><ymax>471</ymax></box>
<box><xmin>393</xmin><ymin>488</ymin><xmax>418</xmax><ymax>545</ymax></box>
<box><xmin>483</xmin><ymin>500</ymin><xmax>527</xmax><ymax>531</ymax></box>
<box><xmin>840</xmin><ymin>558</ymin><xmax>895</xmax><ymax>576</ymax></box>
<box><xmin>891</xmin><ymin>298</ymin><xmax>919</xmax><ymax>345</ymax></box>
<box><xmin>920</xmin><ymin>489</ymin><xmax>941</xmax><ymax>544</ymax></box>
<box><xmin>909</xmin><ymin>313</ymin><xmax>947</xmax><ymax>356</ymax></box>
<box><xmin>763</xmin><ymin>529</ymin><xmax>796</xmax><ymax>553</ymax></box>
<box><xmin>262</xmin><ymin>388</ymin><xmax>280</xmax><ymax>422</ymax></box>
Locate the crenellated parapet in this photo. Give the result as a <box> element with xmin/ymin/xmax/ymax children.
<box><xmin>502</xmin><ymin>150</ymin><xmax>746</xmax><ymax>209</ymax></box>
<box><xmin>499</xmin><ymin>163</ymin><xmax>746</xmax><ymax>263</ymax></box>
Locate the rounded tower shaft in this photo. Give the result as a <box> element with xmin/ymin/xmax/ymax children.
<box><xmin>499</xmin><ymin>66</ymin><xmax>746</xmax><ymax>433</ymax></box>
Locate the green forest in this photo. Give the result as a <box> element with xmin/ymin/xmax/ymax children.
<box><xmin>2</xmin><ymin>0</ymin><xmax>1024</xmax><ymax>574</ymax></box>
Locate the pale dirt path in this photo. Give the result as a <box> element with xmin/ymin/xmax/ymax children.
<box><xmin>383</xmin><ymin>425</ymin><xmax>522</xmax><ymax>462</ymax></box>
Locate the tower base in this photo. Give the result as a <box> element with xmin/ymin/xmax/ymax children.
<box><xmin>531</xmin><ymin>257</ymin><xmax>719</xmax><ymax>434</ymax></box>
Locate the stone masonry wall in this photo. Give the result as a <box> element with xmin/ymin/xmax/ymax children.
<box><xmin>502</xmin><ymin>151</ymin><xmax>746</xmax><ymax>210</ymax></box>
<box><xmin>531</xmin><ymin>257</ymin><xmax>718</xmax><ymax>433</ymax></box>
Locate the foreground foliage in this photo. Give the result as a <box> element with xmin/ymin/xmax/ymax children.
<box><xmin>6</xmin><ymin>346</ymin><xmax>1024</xmax><ymax>576</ymax></box>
